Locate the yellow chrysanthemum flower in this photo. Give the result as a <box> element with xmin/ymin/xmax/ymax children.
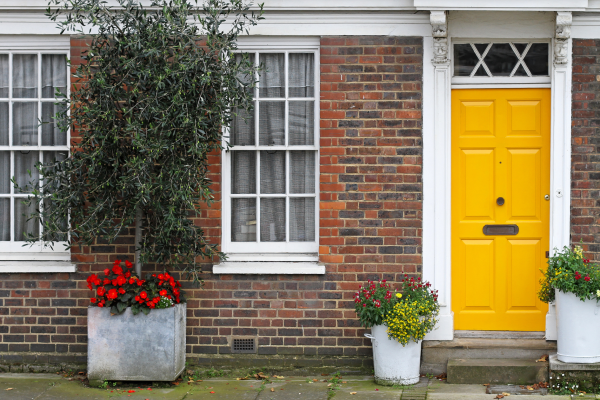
<box><xmin>396</xmin><ymin>293</ymin><xmax>402</xmax><ymax>299</ymax></box>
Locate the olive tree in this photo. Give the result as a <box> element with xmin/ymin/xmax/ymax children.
<box><xmin>21</xmin><ymin>0</ymin><xmax>262</xmax><ymax>283</ymax></box>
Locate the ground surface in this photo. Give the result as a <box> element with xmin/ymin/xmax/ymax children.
<box><xmin>0</xmin><ymin>373</ymin><xmax>591</xmax><ymax>399</ymax></box>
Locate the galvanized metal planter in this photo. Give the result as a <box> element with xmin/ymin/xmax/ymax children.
<box><xmin>87</xmin><ymin>303</ymin><xmax>186</xmax><ymax>386</ymax></box>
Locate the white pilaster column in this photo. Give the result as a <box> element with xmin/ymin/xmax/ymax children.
<box><xmin>546</xmin><ymin>11</ymin><xmax>572</xmax><ymax>340</ymax></box>
<box><xmin>423</xmin><ymin>10</ymin><xmax>453</xmax><ymax>340</ymax></box>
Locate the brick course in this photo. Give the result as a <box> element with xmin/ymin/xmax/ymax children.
<box><xmin>0</xmin><ymin>35</ymin><xmax>423</xmax><ymax>370</ymax></box>
<box><xmin>572</xmin><ymin>39</ymin><xmax>600</xmax><ymax>258</ymax></box>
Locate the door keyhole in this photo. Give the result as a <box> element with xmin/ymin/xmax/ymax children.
<box><xmin>496</xmin><ymin>197</ymin><xmax>505</xmax><ymax>206</ymax></box>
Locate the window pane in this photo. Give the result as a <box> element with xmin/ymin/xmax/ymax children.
<box><xmin>0</xmin><ymin>151</ymin><xmax>9</xmax><ymax>193</ymax></box>
<box><xmin>13</xmin><ymin>102</ymin><xmax>38</xmax><ymax>146</ymax></box>
<box><xmin>232</xmin><ymin>198</ymin><xmax>256</xmax><ymax>242</ymax></box>
<box><xmin>259</xmin><ymin>101</ymin><xmax>285</xmax><ymax>146</ymax></box>
<box><xmin>513</xmin><ymin>64</ymin><xmax>528</xmax><ymax>76</ymax></box>
<box><xmin>260</xmin><ymin>151</ymin><xmax>285</xmax><ymax>194</ymax></box>
<box><xmin>289</xmin><ymin>101</ymin><xmax>314</xmax><ymax>146</ymax></box>
<box><xmin>483</xmin><ymin>43</ymin><xmax>518</xmax><ymax>77</ymax></box>
<box><xmin>524</xmin><ymin>43</ymin><xmax>549</xmax><ymax>76</ymax></box>
<box><xmin>14</xmin><ymin>198</ymin><xmax>38</xmax><ymax>240</ymax></box>
<box><xmin>259</xmin><ymin>53</ymin><xmax>284</xmax><ymax>98</ymax></box>
<box><xmin>235</xmin><ymin>53</ymin><xmax>255</xmax><ymax>96</ymax></box>
<box><xmin>42</xmin><ymin>102</ymin><xmax>67</xmax><ymax>146</ymax></box>
<box><xmin>42</xmin><ymin>55</ymin><xmax>67</xmax><ymax>98</ymax></box>
<box><xmin>290</xmin><ymin>198</ymin><xmax>315</xmax><ymax>242</ymax></box>
<box><xmin>473</xmin><ymin>65</ymin><xmax>489</xmax><ymax>76</ymax></box>
<box><xmin>260</xmin><ymin>198</ymin><xmax>285</xmax><ymax>242</ymax></box>
<box><xmin>41</xmin><ymin>151</ymin><xmax>68</xmax><ymax>242</ymax></box>
<box><xmin>14</xmin><ymin>151</ymin><xmax>39</xmax><ymax>193</ymax></box>
<box><xmin>0</xmin><ymin>55</ymin><xmax>8</xmax><ymax>98</ymax></box>
<box><xmin>0</xmin><ymin>198</ymin><xmax>8</xmax><ymax>241</ymax></box>
<box><xmin>13</xmin><ymin>54</ymin><xmax>38</xmax><ymax>98</ymax></box>
<box><xmin>290</xmin><ymin>151</ymin><xmax>315</xmax><ymax>194</ymax></box>
<box><xmin>289</xmin><ymin>53</ymin><xmax>314</xmax><ymax>98</ymax></box>
<box><xmin>0</xmin><ymin>102</ymin><xmax>7</xmax><ymax>145</ymax></box>
<box><xmin>474</xmin><ymin>43</ymin><xmax>489</xmax><ymax>55</ymax></box>
<box><xmin>232</xmin><ymin>151</ymin><xmax>256</xmax><ymax>194</ymax></box>
<box><xmin>453</xmin><ymin>44</ymin><xmax>478</xmax><ymax>76</ymax></box>
<box><xmin>513</xmin><ymin>43</ymin><xmax>528</xmax><ymax>55</ymax></box>
<box><xmin>231</xmin><ymin>108</ymin><xmax>254</xmax><ymax>146</ymax></box>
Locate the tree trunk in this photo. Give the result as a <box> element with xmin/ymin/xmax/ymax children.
<box><xmin>134</xmin><ymin>206</ymin><xmax>143</xmax><ymax>277</ymax></box>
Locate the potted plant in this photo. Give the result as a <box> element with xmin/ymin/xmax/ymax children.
<box><xmin>355</xmin><ymin>277</ymin><xmax>439</xmax><ymax>385</ymax></box>
<box><xmin>86</xmin><ymin>259</ymin><xmax>187</xmax><ymax>386</ymax></box>
<box><xmin>539</xmin><ymin>245</ymin><xmax>600</xmax><ymax>363</ymax></box>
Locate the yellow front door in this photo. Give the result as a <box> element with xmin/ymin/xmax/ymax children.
<box><xmin>451</xmin><ymin>88</ymin><xmax>550</xmax><ymax>331</ymax></box>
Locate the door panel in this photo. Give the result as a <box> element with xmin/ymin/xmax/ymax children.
<box><xmin>451</xmin><ymin>88</ymin><xmax>550</xmax><ymax>331</ymax></box>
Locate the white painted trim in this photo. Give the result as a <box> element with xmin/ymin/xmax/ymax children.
<box><xmin>423</xmin><ymin>15</ymin><xmax>572</xmax><ymax>341</ymax></box>
<box><xmin>415</xmin><ymin>0</ymin><xmax>588</xmax><ymax>11</ymax></box>
<box><xmin>221</xmin><ymin>39</ymin><xmax>320</xmax><ymax>267</ymax></box>
<box><xmin>422</xmin><ymin>36</ymin><xmax>454</xmax><ymax>341</ymax></box>
<box><xmin>213</xmin><ymin>262</ymin><xmax>325</xmax><ymax>275</ymax></box>
<box><xmin>572</xmin><ymin>14</ymin><xmax>600</xmax><ymax>39</ymax></box>
<box><xmin>0</xmin><ymin>261</ymin><xmax>76</xmax><ymax>273</ymax></box>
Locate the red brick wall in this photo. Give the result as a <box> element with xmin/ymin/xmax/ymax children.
<box><xmin>572</xmin><ymin>39</ymin><xmax>600</xmax><ymax>259</ymax></box>
<box><xmin>0</xmin><ymin>35</ymin><xmax>423</xmax><ymax>371</ymax></box>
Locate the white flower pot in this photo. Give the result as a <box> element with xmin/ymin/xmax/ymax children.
<box><xmin>555</xmin><ymin>289</ymin><xmax>600</xmax><ymax>363</ymax></box>
<box><xmin>365</xmin><ymin>324</ymin><xmax>421</xmax><ymax>385</ymax></box>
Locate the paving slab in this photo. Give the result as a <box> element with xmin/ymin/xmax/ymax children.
<box><xmin>255</xmin><ymin>380</ymin><xmax>327</xmax><ymax>400</ymax></box>
<box><xmin>0</xmin><ymin>373</ymin><xmax>65</xmax><ymax>400</ymax></box>
<box><xmin>333</xmin><ymin>378</ymin><xmax>402</xmax><ymax>400</ymax></box>
<box><xmin>185</xmin><ymin>378</ymin><xmax>260</xmax><ymax>399</ymax></box>
<box><xmin>426</xmin><ymin>379</ymin><xmax>571</xmax><ymax>400</ymax></box>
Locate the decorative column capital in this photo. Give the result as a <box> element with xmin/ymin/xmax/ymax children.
<box><xmin>554</xmin><ymin>11</ymin><xmax>572</xmax><ymax>66</ymax></box>
<box><xmin>430</xmin><ymin>11</ymin><xmax>449</xmax><ymax>65</ymax></box>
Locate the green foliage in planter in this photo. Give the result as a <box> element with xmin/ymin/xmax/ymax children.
<box><xmin>539</xmin><ymin>245</ymin><xmax>600</xmax><ymax>303</ymax></box>
<box><xmin>20</xmin><ymin>0</ymin><xmax>263</xmax><ymax>283</ymax></box>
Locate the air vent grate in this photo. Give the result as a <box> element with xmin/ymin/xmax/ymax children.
<box><xmin>232</xmin><ymin>338</ymin><xmax>256</xmax><ymax>354</ymax></box>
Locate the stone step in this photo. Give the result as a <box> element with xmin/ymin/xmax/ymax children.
<box><xmin>447</xmin><ymin>358</ymin><xmax>549</xmax><ymax>385</ymax></box>
<box><xmin>421</xmin><ymin>338</ymin><xmax>556</xmax><ymax>375</ymax></box>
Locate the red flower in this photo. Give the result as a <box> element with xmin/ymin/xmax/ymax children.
<box><xmin>137</xmin><ymin>280</ymin><xmax>144</xmax><ymax>286</ymax></box>
<box><xmin>103</xmin><ymin>278</ymin><xmax>110</xmax><ymax>285</ymax></box>
<box><xmin>140</xmin><ymin>291</ymin><xmax>148</xmax><ymax>299</ymax></box>
<box><xmin>97</xmin><ymin>287</ymin><xmax>106</xmax><ymax>296</ymax></box>
<box><xmin>362</xmin><ymin>303</ymin><xmax>366</xmax><ymax>307</ymax></box>
<box><xmin>107</xmin><ymin>289</ymin><xmax>118</xmax><ymax>300</ymax></box>
<box><xmin>173</xmin><ymin>288</ymin><xmax>180</xmax><ymax>295</ymax></box>
<box><xmin>116</xmin><ymin>275</ymin><xmax>126</xmax><ymax>286</ymax></box>
<box><xmin>90</xmin><ymin>298</ymin><xmax>97</xmax><ymax>303</ymax></box>
<box><xmin>129</xmin><ymin>278</ymin><xmax>135</xmax><ymax>284</ymax></box>
<box><xmin>118</xmin><ymin>288</ymin><xmax>126</xmax><ymax>294</ymax></box>
<box><xmin>112</xmin><ymin>265</ymin><xmax>123</xmax><ymax>275</ymax></box>
<box><xmin>374</xmin><ymin>300</ymin><xmax>381</xmax><ymax>308</ymax></box>
<box><xmin>585</xmin><ymin>275</ymin><xmax>591</xmax><ymax>282</ymax></box>
<box><xmin>158</xmin><ymin>274</ymin><xmax>164</xmax><ymax>281</ymax></box>
<box><xmin>104</xmin><ymin>268</ymin><xmax>110</xmax><ymax>276</ymax></box>
<box><xmin>114</xmin><ymin>259</ymin><xmax>121</xmax><ymax>265</ymax></box>
<box><xmin>98</xmin><ymin>303</ymin><xmax>104</xmax><ymax>307</ymax></box>
<box><xmin>125</xmin><ymin>271</ymin><xmax>131</xmax><ymax>278</ymax></box>
<box><xmin>152</xmin><ymin>297</ymin><xmax>160</xmax><ymax>303</ymax></box>
<box><xmin>135</xmin><ymin>296</ymin><xmax>140</xmax><ymax>302</ymax></box>
<box><xmin>575</xmin><ymin>272</ymin><xmax>582</xmax><ymax>280</ymax></box>
<box><xmin>125</xmin><ymin>260</ymin><xmax>133</xmax><ymax>268</ymax></box>
<box><xmin>152</xmin><ymin>274</ymin><xmax>156</xmax><ymax>277</ymax></box>
<box><xmin>159</xmin><ymin>289</ymin><xmax>167</xmax><ymax>296</ymax></box>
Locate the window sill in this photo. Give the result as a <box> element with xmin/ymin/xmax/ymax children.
<box><xmin>0</xmin><ymin>261</ymin><xmax>77</xmax><ymax>273</ymax></box>
<box><xmin>213</xmin><ymin>261</ymin><xmax>325</xmax><ymax>275</ymax></box>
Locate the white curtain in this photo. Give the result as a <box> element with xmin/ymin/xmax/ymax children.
<box><xmin>12</xmin><ymin>54</ymin><xmax>37</xmax><ymax>98</ymax></box>
<box><xmin>289</xmin><ymin>53</ymin><xmax>314</xmax><ymax>98</ymax></box>
<box><xmin>42</xmin><ymin>54</ymin><xmax>67</xmax><ymax>98</ymax></box>
<box><xmin>0</xmin><ymin>55</ymin><xmax>8</xmax><ymax>98</ymax></box>
<box><xmin>13</xmin><ymin>102</ymin><xmax>38</xmax><ymax>146</ymax></box>
<box><xmin>42</xmin><ymin>102</ymin><xmax>67</xmax><ymax>146</ymax></box>
<box><xmin>0</xmin><ymin>151</ymin><xmax>9</xmax><ymax>240</ymax></box>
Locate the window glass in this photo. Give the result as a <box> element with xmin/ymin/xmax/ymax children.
<box><xmin>0</xmin><ymin>52</ymin><xmax>68</xmax><ymax>244</ymax></box>
<box><xmin>229</xmin><ymin>51</ymin><xmax>317</xmax><ymax>245</ymax></box>
<box><xmin>453</xmin><ymin>42</ymin><xmax>549</xmax><ymax>78</ymax></box>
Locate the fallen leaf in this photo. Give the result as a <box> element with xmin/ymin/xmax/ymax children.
<box><xmin>276</xmin><ymin>376</ymin><xmax>285</xmax><ymax>379</ymax></box>
<box><xmin>536</xmin><ymin>355</ymin><xmax>549</xmax><ymax>362</ymax></box>
<box><xmin>210</xmin><ymin>391</ymin><xmax>215</xmax><ymax>394</ymax></box>
<box><xmin>312</xmin><ymin>379</ymin><xmax>318</xmax><ymax>382</ymax></box>
<box><xmin>501</xmin><ymin>393</ymin><xmax>510</xmax><ymax>396</ymax></box>
<box><xmin>128</xmin><ymin>390</ymin><xmax>136</xmax><ymax>393</ymax></box>
<box><xmin>342</xmin><ymin>381</ymin><xmax>347</xmax><ymax>384</ymax></box>
<box><xmin>483</xmin><ymin>383</ymin><xmax>490</xmax><ymax>386</ymax></box>
<box><xmin>5</xmin><ymin>388</ymin><xmax>13</xmax><ymax>391</ymax></box>
<box><xmin>495</xmin><ymin>395</ymin><xmax>504</xmax><ymax>399</ymax></box>
<box><xmin>321</xmin><ymin>373</ymin><xmax>329</xmax><ymax>376</ymax></box>
<box><xmin>327</xmin><ymin>383</ymin><xmax>332</xmax><ymax>387</ymax></box>
<box><xmin>270</xmin><ymin>388</ymin><xmax>275</xmax><ymax>392</ymax></box>
<box><xmin>172</xmin><ymin>381</ymin><xmax>180</xmax><ymax>386</ymax></box>
<box><xmin>527</xmin><ymin>386</ymin><xmax>533</xmax><ymax>390</ymax></box>
<box><xmin>375</xmin><ymin>388</ymin><xmax>379</xmax><ymax>391</ymax></box>
<box><xmin>350</xmin><ymin>392</ymin><xmax>357</xmax><ymax>395</ymax></box>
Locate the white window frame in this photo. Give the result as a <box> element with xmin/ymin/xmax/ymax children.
<box><xmin>216</xmin><ymin>37</ymin><xmax>323</xmax><ymax>274</ymax></box>
<box><xmin>451</xmin><ymin>38</ymin><xmax>552</xmax><ymax>85</ymax></box>
<box><xmin>0</xmin><ymin>36</ymin><xmax>74</xmax><ymax>272</ymax></box>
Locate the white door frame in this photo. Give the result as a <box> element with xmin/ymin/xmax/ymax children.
<box><xmin>422</xmin><ymin>11</ymin><xmax>572</xmax><ymax>340</ymax></box>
